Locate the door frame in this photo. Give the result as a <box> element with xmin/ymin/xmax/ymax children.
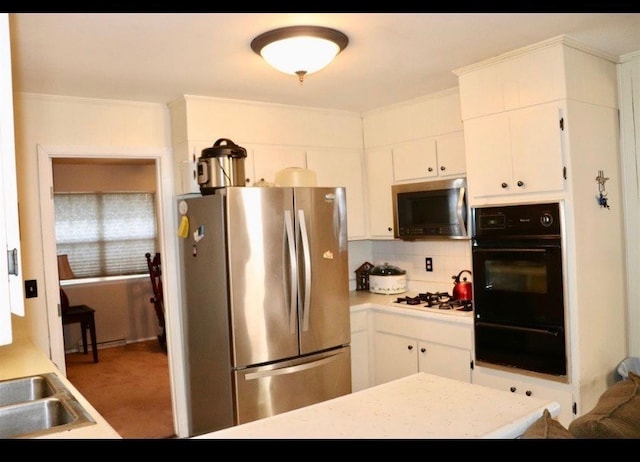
<box><xmin>36</xmin><ymin>143</ymin><xmax>189</xmax><ymax>437</ymax></box>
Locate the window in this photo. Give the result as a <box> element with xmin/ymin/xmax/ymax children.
<box><xmin>54</xmin><ymin>192</ymin><xmax>158</xmax><ymax>278</ymax></box>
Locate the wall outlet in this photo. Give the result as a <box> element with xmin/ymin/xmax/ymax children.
<box><xmin>425</xmin><ymin>257</ymin><xmax>433</xmax><ymax>272</ymax></box>
<box><xmin>25</xmin><ymin>279</ymin><xmax>38</xmax><ymax>298</ymax></box>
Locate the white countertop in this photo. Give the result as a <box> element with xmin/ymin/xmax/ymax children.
<box><xmin>0</xmin><ymin>333</ymin><xmax>121</xmax><ymax>439</ymax></box>
<box><xmin>196</xmin><ymin>372</ymin><xmax>560</xmax><ymax>439</ymax></box>
<box><xmin>349</xmin><ymin>291</ymin><xmax>473</xmax><ymax>325</ymax></box>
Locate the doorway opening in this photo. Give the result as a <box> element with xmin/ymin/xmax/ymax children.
<box><xmin>36</xmin><ymin>145</ymin><xmax>187</xmax><ymax>437</ymax></box>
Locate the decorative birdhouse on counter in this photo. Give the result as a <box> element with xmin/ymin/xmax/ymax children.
<box><xmin>355</xmin><ymin>261</ymin><xmax>374</xmax><ymax>291</ymax></box>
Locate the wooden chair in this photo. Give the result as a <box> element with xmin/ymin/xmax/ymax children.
<box><xmin>60</xmin><ymin>288</ymin><xmax>98</xmax><ymax>363</ymax></box>
<box><xmin>145</xmin><ymin>252</ymin><xmax>167</xmax><ymax>352</ymax></box>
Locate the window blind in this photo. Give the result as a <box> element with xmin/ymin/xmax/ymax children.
<box><xmin>54</xmin><ymin>192</ymin><xmax>158</xmax><ymax>278</ymax></box>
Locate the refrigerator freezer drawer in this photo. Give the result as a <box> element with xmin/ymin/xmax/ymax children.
<box><xmin>234</xmin><ymin>346</ymin><xmax>351</xmax><ymax>425</ymax></box>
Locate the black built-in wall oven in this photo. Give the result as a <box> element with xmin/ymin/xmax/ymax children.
<box><xmin>471</xmin><ymin>202</ymin><xmax>567</xmax><ymax>379</ymax></box>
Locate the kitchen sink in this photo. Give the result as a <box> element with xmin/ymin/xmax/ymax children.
<box><xmin>0</xmin><ymin>374</ymin><xmax>56</xmax><ymax>406</ymax></box>
<box><xmin>0</xmin><ymin>373</ymin><xmax>95</xmax><ymax>438</ymax></box>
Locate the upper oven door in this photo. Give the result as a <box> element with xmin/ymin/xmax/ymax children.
<box><xmin>471</xmin><ymin>239</ymin><xmax>564</xmax><ymax>327</ymax></box>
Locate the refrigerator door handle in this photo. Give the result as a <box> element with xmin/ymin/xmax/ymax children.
<box><xmin>298</xmin><ymin>209</ymin><xmax>312</xmax><ymax>331</ymax></box>
<box><xmin>243</xmin><ymin>353</ymin><xmax>343</xmax><ymax>381</ymax></box>
<box><xmin>284</xmin><ymin>210</ymin><xmax>298</xmax><ymax>334</ymax></box>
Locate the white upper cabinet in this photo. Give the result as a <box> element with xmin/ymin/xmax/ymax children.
<box><xmin>435</xmin><ymin>131</ymin><xmax>467</xmax><ymax>178</ymax></box>
<box><xmin>455</xmin><ymin>40</ymin><xmax>566</xmax><ymax>120</ymax></box>
<box><xmin>168</xmin><ymin>96</ymin><xmax>366</xmax><ymax>240</ymax></box>
<box><xmin>463</xmin><ymin>102</ymin><xmax>566</xmax><ymax>201</ymax></box>
<box><xmin>365</xmin><ymin>147</ymin><xmax>394</xmax><ymax>238</ymax></box>
<box><xmin>363</xmin><ymin>88</ymin><xmax>464</xmax><ymax>238</ymax></box>
<box><xmin>392</xmin><ymin>132</ymin><xmax>466</xmax><ymax>183</ymax></box>
<box><xmin>249</xmin><ymin>145</ymin><xmax>307</xmax><ymax>186</ymax></box>
<box><xmin>0</xmin><ymin>13</ymin><xmax>25</xmax><ymax>345</ymax></box>
<box><xmin>307</xmin><ymin>149</ymin><xmax>366</xmax><ymax>240</ymax></box>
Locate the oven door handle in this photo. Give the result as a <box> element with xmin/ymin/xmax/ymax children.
<box><xmin>472</xmin><ymin>247</ymin><xmax>552</xmax><ymax>253</ymax></box>
<box><xmin>476</xmin><ymin>321</ymin><xmax>562</xmax><ymax>336</ymax></box>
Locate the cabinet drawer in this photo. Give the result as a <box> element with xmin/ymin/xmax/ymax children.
<box><xmin>373</xmin><ymin>312</ymin><xmax>472</xmax><ymax>350</ymax></box>
<box><xmin>472</xmin><ymin>365</ymin><xmax>574</xmax><ymax>427</ymax></box>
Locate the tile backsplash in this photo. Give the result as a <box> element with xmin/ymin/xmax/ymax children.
<box><xmin>348</xmin><ymin>239</ymin><xmax>472</xmax><ymax>294</ymax></box>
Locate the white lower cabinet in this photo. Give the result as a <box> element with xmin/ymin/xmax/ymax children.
<box><xmin>472</xmin><ymin>365</ymin><xmax>574</xmax><ymax>428</ymax></box>
<box><xmin>372</xmin><ymin>311</ymin><xmax>472</xmax><ymax>386</ymax></box>
<box><xmin>350</xmin><ymin>310</ymin><xmax>370</xmax><ymax>392</ymax></box>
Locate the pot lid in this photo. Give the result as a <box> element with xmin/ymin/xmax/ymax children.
<box><xmin>201</xmin><ymin>138</ymin><xmax>247</xmax><ymax>159</ymax></box>
<box><xmin>370</xmin><ymin>262</ymin><xmax>406</xmax><ymax>276</ymax></box>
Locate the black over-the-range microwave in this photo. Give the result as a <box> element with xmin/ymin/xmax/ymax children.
<box><xmin>392</xmin><ymin>177</ymin><xmax>469</xmax><ymax>240</ymax></box>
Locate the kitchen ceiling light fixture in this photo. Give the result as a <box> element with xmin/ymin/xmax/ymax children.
<box><xmin>251</xmin><ymin>25</ymin><xmax>349</xmax><ymax>84</ymax></box>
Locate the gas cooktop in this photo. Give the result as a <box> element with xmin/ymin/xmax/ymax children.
<box><xmin>392</xmin><ymin>292</ymin><xmax>473</xmax><ymax>316</ymax></box>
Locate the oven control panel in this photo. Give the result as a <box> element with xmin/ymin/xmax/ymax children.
<box><xmin>472</xmin><ymin>202</ymin><xmax>561</xmax><ymax>238</ymax></box>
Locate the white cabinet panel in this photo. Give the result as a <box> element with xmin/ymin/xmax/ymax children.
<box><xmin>350</xmin><ymin>310</ymin><xmax>370</xmax><ymax>392</ymax></box>
<box><xmin>0</xmin><ymin>14</ymin><xmax>24</xmax><ymax>345</ymax></box>
<box><xmin>251</xmin><ymin>146</ymin><xmax>306</xmax><ymax>186</ymax></box>
<box><xmin>464</xmin><ymin>103</ymin><xmax>565</xmax><ymax>202</ymax></box>
<box><xmin>392</xmin><ymin>132</ymin><xmax>466</xmax><ymax>183</ymax></box>
<box><xmin>365</xmin><ymin>148</ymin><xmax>394</xmax><ymax>238</ymax></box>
<box><xmin>373</xmin><ymin>332</ymin><xmax>417</xmax><ymax>385</ymax></box>
<box><xmin>392</xmin><ymin>138</ymin><xmax>437</xmax><ymax>182</ymax></box>
<box><xmin>435</xmin><ymin>131</ymin><xmax>466</xmax><ymax>178</ymax></box>
<box><xmin>472</xmin><ymin>366</ymin><xmax>574</xmax><ymax>428</ymax></box>
<box><xmin>372</xmin><ymin>311</ymin><xmax>472</xmax><ymax>386</ymax></box>
<box><xmin>307</xmin><ymin>149</ymin><xmax>366</xmax><ymax>239</ymax></box>
<box><xmin>418</xmin><ymin>342</ymin><xmax>471</xmax><ymax>383</ymax></box>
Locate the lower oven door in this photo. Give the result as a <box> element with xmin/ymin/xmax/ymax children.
<box><xmin>475</xmin><ymin>320</ymin><xmax>567</xmax><ymax>377</ymax></box>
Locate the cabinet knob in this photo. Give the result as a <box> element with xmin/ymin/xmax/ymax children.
<box><xmin>525</xmin><ymin>390</ymin><xmax>532</xmax><ymax>397</ymax></box>
<box><xmin>510</xmin><ymin>386</ymin><xmax>516</xmax><ymax>393</ymax></box>
<box><xmin>501</xmin><ymin>182</ymin><xmax>508</xmax><ymax>189</ymax></box>
<box><xmin>428</xmin><ymin>167</ymin><xmax>433</xmax><ymax>172</ymax></box>
<box><xmin>407</xmin><ymin>345</ymin><xmax>413</xmax><ymax>351</ymax></box>
<box><xmin>387</xmin><ymin>227</ymin><xmax>393</xmax><ymax>232</ymax></box>
<box><xmin>420</xmin><ymin>347</ymin><xmax>426</xmax><ymax>353</ymax></box>
<box><xmin>440</xmin><ymin>166</ymin><xmax>445</xmax><ymax>171</ymax></box>
<box><xmin>517</xmin><ymin>180</ymin><xmax>524</xmax><ymax>187</ymax></box>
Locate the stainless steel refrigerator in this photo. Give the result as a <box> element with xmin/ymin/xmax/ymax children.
<box><xmin>178</xmin><ymin>186</ymin><xmax>352</xmax><ymax>437</ymax></box>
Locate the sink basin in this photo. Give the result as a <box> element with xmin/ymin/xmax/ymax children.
<box><xmin>0</xmin><ymin>375</ymin><xmax>56</xmax><ymax>406</ymax></box>
<box><xmin>0</xmin><ymin>373</ymin><xmax>95</xmax><ymax>438</ymax></box>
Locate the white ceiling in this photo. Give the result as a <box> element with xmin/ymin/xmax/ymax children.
<box><xmin>8</xmin><ymin>12</ymin><xmax>640</xmax><ymax>113</ymax></box>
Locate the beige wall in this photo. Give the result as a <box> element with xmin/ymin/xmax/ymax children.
<box><xmin>13</xmin><ymin>93</ymin><xmax>172</xmax><ymax>355</ymax></box>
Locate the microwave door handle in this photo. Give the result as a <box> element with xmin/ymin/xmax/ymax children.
<box><xmin>284</xmin><ymin>210</ymin><xmax>297</xmax><ymax>334</ymax></box>
<box><xmin>298</xmin><ymin>209</ymin><xmax>312</xmax><ymax>332</ymax></box>
<box><xmin>457</xmin><ymin>186</ymin><xmax>467</xmax><ymax>236</ymax></box>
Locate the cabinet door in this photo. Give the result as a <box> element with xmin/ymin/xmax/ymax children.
<box><xmin>365</xmin><ymin>148</ymin><xmax>394</xmax><ymax>238</ymax></box>
<box><xmin>463</xmin><ymin>113</ymin><xmax>512</xmax><ymax>198</ymax></box>
<box><xmin>307</xmin><ymin>149</ymin><xmax>366</xmax><ymax>239</ymax></box>
<box><xmin>509</xmin><ymin>103</ymin><xmax>565</xmax><ymax>194</ymax></box>
<box><xmin>373</xmin><ymin>332</ymin><xmax>417</xmax><ymax>385</ymax></box>
<box><xmin>472</xmin><ymin>366</ymin><xmax>574</xmax><ymax>428</ymax></box>
<box><xmin>251</xmin><ymin>146</ymin><xmax>306</xmax><ymax>185</ymax></box>
<box><xmin>464</xmin><ymin>104</ymin><xmax>565</xmax><ymax>201</ymax></box>
<box><xmin>435</xmin><ymin>131</ymin><xmax>466</xmax><ymax>178</ymax></box>
<box><xmin>417</xmin><ymin>341</ymin><xmax>471</xmax><ymax>383</ymax></box>
<box><xmin>392</xmin><ymin>138</ymin><xmax>437</xmax><ymax>182</ymax></box>
<box><xmin>0</xmin><ymin>13</ymin><xmax>24</xmax><ymax>345</ymax></box>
